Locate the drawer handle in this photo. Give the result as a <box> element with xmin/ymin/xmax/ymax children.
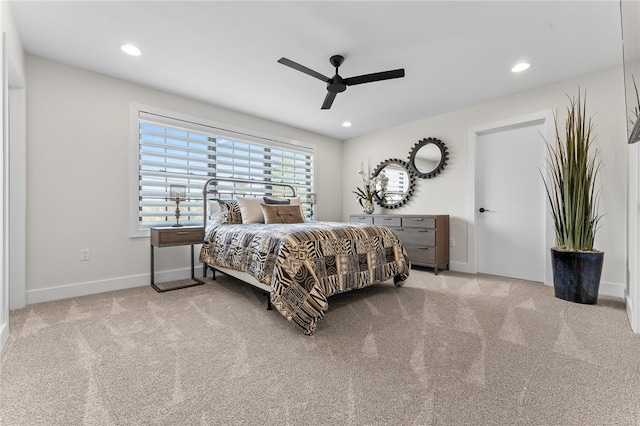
<box><xmin>412</xmin><ymin>218</ymin><xmax>424</xmax><ymax>221</ymax></box>
<box><xmin>176</xmin><ymin>232</ymin><xmax>191</xmax><ymax>235</ymax></box>
<box><xmin>418</xmin><ymin>247</ymin><xmax>429</xmax><ymax>250</ymax></box>
<box><xmin>382</xmin><ymin>218</ymin><xmax>392</xmax><ymax>220</ymax></box>
<box><xmin>417</xmin><ymin>229</ymin><xmax>430</xmax><ymax>233</ymax></box>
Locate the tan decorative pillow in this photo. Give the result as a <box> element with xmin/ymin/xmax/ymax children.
<box><xmin>260</xmin><ymin>204</ymin><xmax>305</xmax><ymax>224</ymax></box>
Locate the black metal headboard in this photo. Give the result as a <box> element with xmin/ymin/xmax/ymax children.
<box><xmin>202</xmin><ymin>177</ymin><xmax>297</xmax><ymax>230</ymax></box>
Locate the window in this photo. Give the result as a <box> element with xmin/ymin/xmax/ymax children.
<box><xmin>131</xmin><ymin>106</ymin><xmax>315</xmax><ymax>235</ymax></box>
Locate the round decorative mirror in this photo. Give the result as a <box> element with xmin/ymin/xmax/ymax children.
<box><xmin>371</xmin><ymin>158</ymin><xmax>415</xmax><ymax>209</ymax></box>
<box><xmin>408</xmin><ymin>137</ymin><xmax>449</xmax><ymax>179</ymax></box>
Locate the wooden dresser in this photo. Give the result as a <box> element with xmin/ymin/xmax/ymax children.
<box><xmin>350</xmin><ymin>214</ymin><xmax>450</xmax><ymax>274</ymax></box>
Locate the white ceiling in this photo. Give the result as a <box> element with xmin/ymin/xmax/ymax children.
<box><xmin>9</xmin><ymin>1</ymin><xmax>623</xmax><ymax>140</ymax></box>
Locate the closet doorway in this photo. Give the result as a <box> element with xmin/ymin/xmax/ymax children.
<box><xmin>468</xmin><ymin>111</ymin><xmax>554</xmax><ymax>283</ymax></box>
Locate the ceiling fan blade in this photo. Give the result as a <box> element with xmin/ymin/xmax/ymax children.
<box><xmin>278</xmin><ymin>57</ymin><xmax>330</xmax><ymax>82</ymax></box>
<box><xmin>321</xmin><ymin>91</ymin><xmax>337</xmax><ymax>110</ymax></box>
<box><xmin>344</xmin><ymin>68</ymin><xmax>405</xmax><ymax>86</ymax></box>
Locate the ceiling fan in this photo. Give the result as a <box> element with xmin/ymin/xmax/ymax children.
<box><xmin>277</xmin><ymin>55</ymin><xmax>405</xmax><ymax>110</ymax></box>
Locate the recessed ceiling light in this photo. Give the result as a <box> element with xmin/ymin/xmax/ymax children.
<box><xmin>342</xmin><ymin>121</ymin><xmax>352</xmax><ymax>127</ymax></box>
<box><xmin>120</xmin><ymin>43</ymin><xmax>141</xmax><ymax>56</ymax></box>
<box><xmin>511</xmin><ymin>62</ymin><xmax>531</xmax><ymax>73</ymax></box>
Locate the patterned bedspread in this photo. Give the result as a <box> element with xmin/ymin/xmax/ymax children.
<box><xmin>200</xmin><ymin>221</ymin><xmax>410</xmax><ymax>334</ymax></box>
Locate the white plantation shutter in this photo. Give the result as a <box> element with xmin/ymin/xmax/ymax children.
<box><xmin>137</xmin><ymin>110</ymin><xmax>314</xmax><ymax>228</ymax></box>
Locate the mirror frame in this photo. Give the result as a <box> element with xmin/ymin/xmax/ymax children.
<box><xmin>407</xmin><ymin>137</ymin><xmax>449</xmax><ymax>179</ymax></box>
<box><xmin>371</xmin><ymin>158</ymin><xmax>415</xmax><ymax>209</ymax></box>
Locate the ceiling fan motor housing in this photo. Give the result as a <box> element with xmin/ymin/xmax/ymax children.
<box><xmin>328</xmin><ymin>76</ymin><xmax>347</xmax><ymax>93</ymax></box>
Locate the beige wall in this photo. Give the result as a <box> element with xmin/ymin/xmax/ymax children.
<box><xmin>20</xmin><ymin>56</ymin><xmax>632</xmax><ymax>304</ymax></box>
<box><xmin>24</xmin><ymin>55</ymin><xmax>342</xmax><ymax>301</ymax></box>
<box><xmin>343</xmin><ymin>67</ymin><xmax>628</xmax><ymax>295</ymax></box>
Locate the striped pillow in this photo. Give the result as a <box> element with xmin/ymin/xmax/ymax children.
<box><xmin>217</xmin><ymin>200</ymin><xmax>242</xmax><ymax>224</ymax></box>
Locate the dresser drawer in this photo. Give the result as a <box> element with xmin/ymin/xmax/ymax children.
<box><xmin>350</xmin><ymin>215</ymin><xmax>373</xmax><ymax>225</ymax></box>
<box><xmin>401</xmin><ymin>216</ymin><xmax>435</xmax><ymax>228</ymax></box>
<box><xmin>393</xmin><ymin>227</ymin><xmax>436</xmax><ymax>246</ymax></box>
<box><xmin>373</xmin><ymin>216</ymin><xmax>402</xmax><ymax>227</ymax></box>
<box><xmin>151</xmin><ymin>227</ymin><xmax>204</xmax><ymax>247</ymax></box>
<box><xmin>404</xmin><ymin>245</ymin><xmax>436</xmax><ymax>265</ymax></box>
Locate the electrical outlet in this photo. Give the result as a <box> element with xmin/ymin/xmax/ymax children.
<box><xmin>80</xmin><ymin>249</ymin><xmax>90</xmax><ymax>261</ymax></box>
<box><xmin>450</xmin><ymin>238</ymin><xmax>455</xmax><ymax>247</ymax></box>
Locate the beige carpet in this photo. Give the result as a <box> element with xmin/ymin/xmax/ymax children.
<box><xmin>1</xmin><ymin>269</ymin><xmax>639</xmax><ymax>425</ymax></box>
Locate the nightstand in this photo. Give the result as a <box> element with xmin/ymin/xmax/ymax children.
<box><xmin>150</xmin><ymin>226</ymin><xmax>205</xmax><ymax>292</ymax></box>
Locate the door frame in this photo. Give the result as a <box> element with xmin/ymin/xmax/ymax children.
<box><xmin>466</xmin><ymin>110</ymin><xmax>555</xmax><ymax>284</ymax></box>
<box><xmin>1</xmin><ymin>34</ymin><xmax>26</xmax><ymax>352</ymax></box>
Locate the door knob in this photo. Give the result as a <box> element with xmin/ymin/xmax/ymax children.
<box><xmin>479</xmin><ymin>207</ymin><xmax>489</xmax><ymax>213</ymax></box>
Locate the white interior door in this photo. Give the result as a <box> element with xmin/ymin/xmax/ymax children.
<box><xmin>476</xmin><ymin>122</ymin><xmax>546</xmax><ymax>282</ymax></box>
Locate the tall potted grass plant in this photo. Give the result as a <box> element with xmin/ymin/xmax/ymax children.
<box><xmin>541</xmin><ymin>90</ymin><xmax>604</xmax><ymax>304</ymax></box>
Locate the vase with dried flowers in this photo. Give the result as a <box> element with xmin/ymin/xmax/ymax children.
<box><xmin>353</xmin><ymin>162</ymin><xmax>388</xmax><ymax>214</ymax></box>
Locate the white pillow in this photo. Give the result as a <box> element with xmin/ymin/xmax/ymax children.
<box><xmin>208</xmin><ymin>200</ymin><xmax>224</xmax><ymax>226</ymax></box>
<box><xmin>208</xmin><ymin>200</ymin><xmax>221</xmax><ymax>215</ymax></box>
<box><xmin>236</xmin><ymin>196</ymin><xmax>265</xmax><ymax>223</ymax></box>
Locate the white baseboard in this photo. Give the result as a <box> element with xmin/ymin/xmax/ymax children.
<box><xmin>22</xmin><ymin>263</ymin><xmax>627</xmax><ymax>307</ymax></box>
<box><xmin>26</xmin><ymin>267</ymin><xmax>204</xmax><ymax>305</ymax></box>
<box><xmin>0</xmin><ymin>322</ymin><xmax>8</xmax><ymax>354</ymax></box>
<box><xmin>447</xmin><ymin>262</ymin><xmax>624</xmax><ymax>298</ymax></box>
<box><xmin>599</xmin><ymin>281</ymin><xmax>625</xmax><ymax>299</ymax></box>
<box><xmin>625</xmin><ymin>292</ymin><xmax>636</xmax><ymax>333</ymax></box>
<box><xmin>448</xmin><ymin>261</ymin><xmax>473</xmax><ymax>274</ymax></box>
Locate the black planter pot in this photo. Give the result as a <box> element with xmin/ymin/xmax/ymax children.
<box><xmin>550</xmin><ymin>247</ymin><xmax>604</xmax><ymax>304</ymax></box>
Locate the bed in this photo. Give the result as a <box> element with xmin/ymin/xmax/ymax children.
<box><xmin>199</xmin><ymin>177</ymin><xmax>410</xmax><ymax>335</ymax></box>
